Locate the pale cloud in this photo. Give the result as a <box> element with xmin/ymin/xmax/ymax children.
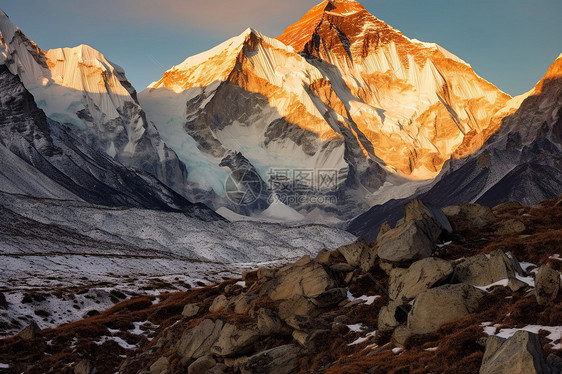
<box><xmin>62</xmin><ymin>0</ymin><xmax>320</xmax><ymax>37</ymax></box>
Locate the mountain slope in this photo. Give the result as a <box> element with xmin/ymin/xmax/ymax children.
<box><xmin>140</xmin><ymin>0</ymin><xmax>509</xmax><ymax>219</ymax></box>
<box><xmin>0</xmin><ymin>62</ymin><xmax>220</xmax><ymax>220</ymax></box>
<box><xmin>349</xmin><ymin>54</ymin><xmax>562</xmax><ymax>240</ymax></box>
<box><xmin>0</xmin><ymin>9</ymin><xmax>187</xmax><ymax>193</ymax></box>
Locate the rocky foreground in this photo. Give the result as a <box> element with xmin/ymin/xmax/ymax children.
<box><xmin>1</xmin><ymin>197</ymin><xmax>562</xmax><ymax>374</ymax></box>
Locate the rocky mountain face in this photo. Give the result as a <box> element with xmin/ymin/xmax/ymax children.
<box><xmin>0</xmin><ymin>10</ymin><xmax>187</xmax><ymax>193</ymax></box>
<box><xmin>2</xmin><ymin>196</ymin><xmax>560</xmax><ymax>373</ymax></box>
<box><xmin>349</xmin><ymin>54</ymin><xmax>562</xmax><ymax>241</ymax></box>
<box><xmin>139</xmin><ymin>0</ymin><xmax>509</xmax><ymax>218</ymax></box>
<box><xmin>0</xmin><ymin>50</ymin><xmax>219</xmax><ymax>219</ymax></box>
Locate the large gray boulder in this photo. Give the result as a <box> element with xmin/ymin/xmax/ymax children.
<box><xmin>211</xmin><ymin>323</ymin><xmax>260</xmax><ymax>357</ymax></box>
<box><xmin>404</xmin><ymin>199</ymin><xmax>452</xmax><ymax>234</ymax></box>
<box><xmin>389</xmin><ymin>257</ymin><xmax>453</xmax><ymax>302</ymax></box>
<box><xmin>535</xmin><ymin>265</ymin><xmax>560</xmax><ymax>305</ymax></box>
<box><xmin>451</xmin><ymin>250</ymin><xmax>523</xmax><ymax>287</ymax></box>
<box><xmin>337</xmin><ymin>240</ymin><xmax>378</xmax><ymax>272</ymax></box>
<box><xmin>378</xmin><ymin>301</ymin><xmax>409</xmax><ymax>334</ymax></box>
<box><xmin>377</xmin><ymin>220</ymin><xmax>437</xmax><ymax>264</ymax></box>
<box><xmin>262</xmin><ymin>259</ymin><xmax>337</xmax><ymax>301</ymax></box>
<box><xmin>480</xmin><ymin>331</ymin><xmax>552</xmax><ymax>374</ymax></box>
<box><xmin>176</xmin><ymin>319</ymin><xmax>223</xmax><ymax>359</ymax></box>
<box><xmin>241</xmin><ymin>344</ymin><xmax>301</xmax><ymax>374</ymax></box>
<box><xmin>442</xmin><ymin>203</ymin><xmax>496</xmax><ymax>231</ymax></box>
<box><xmin>378</xmin><ymin>200</ymin><xmax>451</xmax><ymax>264</ymax></box>
<box><xmin>407</xmin><ymin>284</ymin><xmax>486</xmax><ymax>334</ymax></box>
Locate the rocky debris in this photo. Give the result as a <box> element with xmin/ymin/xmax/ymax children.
<box><xmin>18</xmin><ymin>322</ymin><xmax>40</xmax><ymax>340</ymax></box>
<box><xmin>378</xmin><ymin>301</ymin><xmax>409</xmax><ymax>335</ymax></box>
<box><xmin>480</xmin><ymin>331</ymin><xmax>552</xmax><ymax>374</ymax></box>
<box><xmin>407</xmin><ymin>284</ymin><xmax>487</xmax><ymax>334</ymax></box>
<box><xmin>378</xmin><ymin>200</ymin><xmax>451</xmax><ymax>264</ymax></box>
<box><xmin>6</xmin><ymin>196</ymin><xmax>562</xmax><ymax>374</ymax></box>
<box><xmin>495</xmin><ymin>218</ymin><xmax>526</xmax><ymax>235</ymax></box>
<box><xmin>149</xmin><ymin>357</ymin><xmax>169</xmax><ymax>374</ymax></box>
<box><xmin>391</xmin><ymin>326</ymin><xmax>413</xmax><ymax>349</ymax></box>
<box><xmin>256</xmin><ymin>308</ymin><xmax>289</xmax><ymax>336</ymax></box>
<box><xmin>508</xmin><ymin>277</ymin><xmax>528</xmax><ymax>292</ymax></box>
<box><xmin>240</xmin><ymin>345</ymin><xmax>301</xmax><ymax>374</ymax></box>
<box><xmin>404</xmin><ymin>199</ymin><xmax>452</xmax><ymax>234</ymax></box>
<box><xmin>337</xmin><ymin>240</ymin><xmax>378</xmax><ymax>272</ymax></box>
<box><xmin>209</xmin><ymin>295</ymin><xmax>229</xmax><ymax>313</ymax></box>
<box><xmin>176</xmin><ymin>319</ymin><xmax>224</xmax><ymax>359</ymax></box>
<box><xmin>182</xmin><ymin>303</ymin><xmax>200</xmax><ymax>318</ymax></box>
<box><xmin>278</xmin><ymin>295</ymin><xmax>318</xmax><ymax>321</ymax></box>
<box><xmin>389</xmin><ymin>257</ymin><xmax>453</xmax><ymax>302</ymax></box>
<box><xmin>211</xmin><ymin>323</ymin><xmax>260</xmax><ymax>357</ymax></box>
<box><xmin>261</xmin><ymin>257</ymin><xmax>337</xmax><ymax>301</ymax></box>
<box><xmin>188</xmin><ymin>355</ymin><xmax>216</xmax><ymax>374</ymax></box>
<box><xmin>442</xmin><ymin>203</ymin><xmax>496</xmax><ymax>231</ymax></box>
<box><xmin>535</xmin><ymin>265</ymin><xmax>561</xmax><ymax>305</ymax></box>
<box><xmin>451</xmin><ymin>250</ymin><xmax>523</xmax><ymax>287</ymax></box>
<box><xmin>377</xmin><ymin>220</ymin><xmax>438</xmax><ymax>264</ymax></box>
<box><xmin>75</xmin><ymin>359</ymin><xmax>97</xmax><ymax>374</ymax></box>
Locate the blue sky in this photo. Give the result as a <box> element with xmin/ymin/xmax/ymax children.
<box><xmin>2</xmin><ymin>0</ymin><xmax>561</xmax><ymax>96</ymax></box>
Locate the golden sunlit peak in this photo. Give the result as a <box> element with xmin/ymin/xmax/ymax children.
<box><xmin>324</xmin><ymin>0</ymin><xmax>366</xmax><ymax>15</ymax></box>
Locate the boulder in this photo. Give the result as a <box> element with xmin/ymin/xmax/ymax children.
<box><xmin>75</xmin><ymin>360</ymin><xmax>96</xmax><ymax>374</ymax></box>
<box><xmin>535</xmin><ymin>265</ymin><xmax>560</xmax><ymax>305</ymax></box>
<box><xmin>377</xmin><ymin>220</ymin><xmax>438</xmax><ymax>264</ymax></box>
<box><xmin>188</xmin><ymin>355</ymin><xmax>216</xmax><ymax>374</ymax></box>
<box><xmin>378</xmin><ymin>301</ymin><xmax>409</xmax><ymax>334</ymax></box>
<box><xmin>337</xmin><ymin>241</ymin><xmax>367</xmax><ymax>267</ymax></box>
<box><xmin>149</xmin><ymin>357</ymin><xmax>169</xmax><ymax>374</ymax></box>
<box><xmin>392</xmin><ymin>326</ymin><xmax>413</xmax><ymax>349</ymax></box>
<box><xmin>442</xmin><ymin>203</ymin><xmax>496</xmax><ymax>231</ymax></box>
<box><xmin>209</xmin><ymin>295</ymin><xmax>228</xmax><ymax>313</ymax></box>
<box><xmin>176</xmin><ymin>319</ymin><xmax>224</xmax><ymax>359</ymax></box>
<box><xmin>18</xmin><ymin>322</ymin><xmax>40</xmax><ymax>340</ymax></box>
<box><xmin>211</xmin><ymin>323</ymin><xmax>260</xmax><ymax>357</ymax></box>
<box><xmin>278</xmin><ymin>295</ymin><xmax>317</xmax><ymax>321</ymax></box>
<box><xmin>451</xmin><ymin>250</ymin><xmax>523</xmax><ymax>287</ymax></box>
<box><xmin>231</xmin><ymin>294</ymin><xmax>257</xmax><ymax>314</ymax></box>
<box><xmin>407</xmin><ymin>284</ymin><xmax>486</xmax><ymax>334</ymax></box>
<box><xmin>508</xmin><ymin>277</ymin><xmax>528</xmax><ymax>292</ymax></box>
<box><xmin>404</xmin><ymin>199</ymin><xmax>452</xmax><ymax>234</ymax></box>
<box><xmin>182</xmin><ymin>304</ymin><xmax>200</xmax><ymax>318</ymax></box>
<box><xmin>311</xmin><ymin>288</ymin><xmax>347</xmax><ymax>308</ymax></box>
<box><xmin>389</xmin><ymin>257</ymin><xmax>453</xmax><ymax>302</ymax></box>
<box><xmin>263</xmin><ymin>261</ymin><xmax>337</xmax><ymax>301</ymax></box>
<box><xmin>495</xmin><ymin>219</ymin><xmax>526</xmax><ymax>235</ymax></box>
<box><xmin>257</xmin><ymin>308</ymin><xmax>290</xmax><ymax>336</ymax></box>
<box><xmin>480</xmin><ymin>331</ymin><xmax>551</xmax><ymax>374</ymax></box>
<box><xmin>241</xmin><ymin>344</ymin><xmax>301</xmax><ymax>374</ymax></box>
